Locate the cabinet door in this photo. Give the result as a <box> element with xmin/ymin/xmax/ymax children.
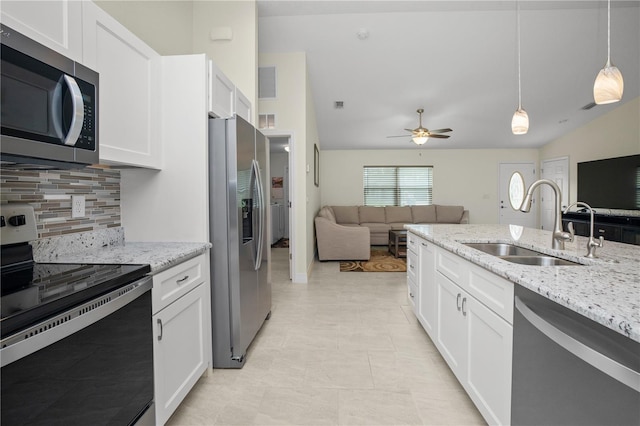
<box><xmin>209</xmin><ymin>60</ymin><xmax>234</xmax><ymax>118</ymax></box>
<box><xmin>417</xmin><ymin>239</ymin><xmax>437</xmax><ymax>338</ymax></box>
<box><xmin>466</xmin><ymin>296</ymin><xmax>513</xmax><ymax>426</ymax></box>
<box><xmin>0</xmin><ymin>0</ymin><xmax>82</xmax><ymax>62</ymax></box>
<box><xmin>436</xmin><ymin>272</ymin><xmax>468</xmax><ymax>379</ymax></box>
<box><xmin>153</xmin><ymin>283</ymin><xmax>210</xmax><ymax>425</ymax></box>
<box><xmin>234</xmin><ymin>87</ymin><xmax>252</xmax><ymax>124</ymax></box>
<box><xmin>82</xmin><ymin>1</ymin><xmax>162</xmax><ymax>169</ymax></box>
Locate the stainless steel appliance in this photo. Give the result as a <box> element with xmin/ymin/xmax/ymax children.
<box><xmin>0</xmin><ymin>204</ymin><xmax>153</xmax><ymax>425</ymax></box>
<box><xmin>0</xmin><ymin>24</ymin><xmax>98</xmax><ymax>168</ymax></box>
<box><xmin>209</xmin><ymin>115</ymin><xmax>271</xmax><ymax>368</ymax></box>
<box><xmin>511</xmin><ymin>285</ymin><xmax>640</xmax><ymax>425</ymax></box>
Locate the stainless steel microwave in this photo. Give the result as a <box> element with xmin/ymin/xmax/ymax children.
<box><xmin>0</xmin><ymin>24</ymin><xmax>98</xmax><ymax>168</ymax></box>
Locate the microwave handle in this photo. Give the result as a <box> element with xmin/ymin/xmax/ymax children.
<box><xmin>62</xmin><ymin>75</ymin><xmax>85</xmax><ymax>146</ymax></box>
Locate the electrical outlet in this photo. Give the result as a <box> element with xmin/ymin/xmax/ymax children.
<box><xmin>72</xmin><ymin>195</ymin><xmax>85</xmax><ymax>218</ymax></box>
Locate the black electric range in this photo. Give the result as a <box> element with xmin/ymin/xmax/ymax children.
<box><xmin>1</xmin><ymin>260</ymin><xmax>151</xmax><ymax>339</ymax></box>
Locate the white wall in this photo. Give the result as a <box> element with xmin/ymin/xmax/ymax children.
<box><xmin>192</xmin><ymin>1</ymin><xmax>257</xmax><ymax>120</ymax></box>
<box><xmin>540</xmin><ymin>96</ymin><xmax>640</xmax><ymax>205</ymax></box>
<box><xmin>94</xmin><ymin>1</ymin><xmax>193</xmax><ymax>55</ymax></box>
<box><xmin>320</xmin><ymin>149</ymin><xmax>539</xmax><ymax>224</ymax></box>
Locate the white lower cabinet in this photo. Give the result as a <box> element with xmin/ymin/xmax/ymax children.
<box><xmin>152</xmin><ymin>253</ymin><xmax>211</xmax><ymax>425</ymax></box>
<box><xmin>410</xmin><ymin>232</ymin><xmax>513</xmax><ymax>426</ymax></box>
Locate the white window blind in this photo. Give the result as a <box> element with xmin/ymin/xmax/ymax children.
<box><xmin>363</xmin><ymin>166</ymin><xmax>433</xmax><ymax>206</ymax></box>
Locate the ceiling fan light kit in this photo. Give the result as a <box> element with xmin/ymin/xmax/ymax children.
<box><xmin>594</xmin><ymin>0</ymin><xmax>624</xmax><ymax>104</ymax></box>
<box><xmin>412</xmin><ymin>135</ymin><xmax>429</xmax><ymax>145</ymax></box>
<box><xmin>386</xmin><ymin>108</ymin><xmax>452</xmax><ymax>146</ymax></box>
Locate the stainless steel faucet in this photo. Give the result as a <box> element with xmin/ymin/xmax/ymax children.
<box><xmin>519</xmin><ymin>179</ymin><xmax>574</xmax><ymax>250</ymax></box>
<box><xmin>563</xmin><ymin>201</ymin><xmax>604</xmax><ymax>258</ymax></box>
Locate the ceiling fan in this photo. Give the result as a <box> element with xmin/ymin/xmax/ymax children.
<box><xmin>387</xmin><ymin>108</ymin><xmax>452</xmax><ymax>145</ymax></box>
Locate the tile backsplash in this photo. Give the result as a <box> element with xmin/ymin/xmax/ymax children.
<box><xmin>0</xmin><ymin>167</ymin><xmax>121</xmax><ymax>239</ymax></box>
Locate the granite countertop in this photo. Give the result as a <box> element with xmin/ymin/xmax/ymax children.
<box><xmin>47</xmin><ymin>241</ymin><xmax>212</xmax><ymax>274</ymax></box>
<box><xmin>405</xmin><ymin>224</ymin><xmax>640</xmax><ymax>343</ymax></box>
<box><xmin>31</xmin><ymin>227</ymin><xmax>211</xmax><ymax>274</ymax></box>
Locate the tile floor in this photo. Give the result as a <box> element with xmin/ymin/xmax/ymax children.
<box><xmin>167</xmin><ymin>248</ymin><xmax>486</xmax><ymax>425</ymax></box>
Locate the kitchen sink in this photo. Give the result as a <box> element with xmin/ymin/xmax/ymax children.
<box><xmin>463</xmin><ymin>242</ymin><xmax>581</xmax><ymax>266</ymax></box>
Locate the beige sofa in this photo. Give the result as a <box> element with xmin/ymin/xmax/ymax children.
<box><xmin>315</xmin><ymin>205</ymin><xmax>469</xmax><ymax>261</ymax></box>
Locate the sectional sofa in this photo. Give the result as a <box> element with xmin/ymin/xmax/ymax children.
<box><xmin>315</xmin><ymin>205</ymin><xmax>469</xmax><ymax>261</ymax></box>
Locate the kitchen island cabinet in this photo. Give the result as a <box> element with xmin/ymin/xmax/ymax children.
<box><xmin>406</xmin><ymin>223</ymin><xmax>640</xmax><ymax>426</ymax></box>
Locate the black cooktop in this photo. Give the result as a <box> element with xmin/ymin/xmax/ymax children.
<box><xmin>1</xmin><ymin>262</ymin><xmax>151</xmax><ymax>339</ymax></box>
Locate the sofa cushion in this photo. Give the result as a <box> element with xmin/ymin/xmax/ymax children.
<box><xmin>436</xmin><ymin>205</ymin><xmax>465</xmax><ymax>223</ymax></box>
<box><xmin>412</xmin><ymin>205</ymin><xmax>437</xmax><ymax>223</ymax></box>
<box><xmin>359</xmin><ymin>206</ymin><xmax>386</xmax><ymax>223</ymax></box>
<box><xmin>317</xmin><ymin>206</ymin><xmax>336</xmax><ymax>223</ymax></box>
<box><xmin>360</xmin><ymin>222</ymin><xmax>391</xmax><ymax>235</ymax></box>
<box><xmin>332</xmin><ymin>206</ymin><xmax>360</xmax><ymax>224</ymax></box>
<box><xmin>385</xmin><ymin>206</ymin><xmax>412</xmax><ymax>224</ymax></box>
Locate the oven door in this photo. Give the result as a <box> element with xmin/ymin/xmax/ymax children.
<box><xmin>1</xmin><ymin>277</ymin><xmax>154</xmax><ymax>426</ymax></box>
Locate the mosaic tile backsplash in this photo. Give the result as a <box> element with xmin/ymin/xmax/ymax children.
<box><xmin>0</xmin><ymin>167</ymin><xmax>121</xmax><ymax>239</ymax></box>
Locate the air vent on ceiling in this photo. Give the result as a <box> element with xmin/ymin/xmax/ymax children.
<box><xmin>258</xmin><ymin>66</ymin><xmax>276</xmax><ymax>99</ymax></box>
<box><xmin>258</xmin><ymin>114</ymin><xmax>276</xmax><ymax>130</ymax></box>
<box><xmin>581</xmin><ymin>102</ymin><xmax>597</xmax><ymax>110</ymax></box>
<box><xmin>334</xmin><ymin>101</ymin><xmax>344</xmax><ymax>109</ymax></box>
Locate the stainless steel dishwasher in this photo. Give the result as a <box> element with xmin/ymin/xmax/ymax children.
<box><xmin>511</xmin><ymin>285</ymin><xmax>640</xmax><ymax>426</ymax></box>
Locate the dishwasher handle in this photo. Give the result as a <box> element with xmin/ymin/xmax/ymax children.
<box><xmin>515</xmin><ymin>296</ymin><xmax>640</xmax><ymax>392</ymax></box>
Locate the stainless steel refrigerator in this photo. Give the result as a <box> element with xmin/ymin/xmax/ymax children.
<box><xmin>209</xmin><ymin>115</ymin><xmax>271</xmax><ymax>368</ymax></box>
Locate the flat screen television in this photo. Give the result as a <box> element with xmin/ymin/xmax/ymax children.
<box><xmin>577</xmin><ymin>154</ymin><xmax>640</xmax><ymax>210</ymax></box>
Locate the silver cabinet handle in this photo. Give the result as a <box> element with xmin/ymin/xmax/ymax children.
<box><xmin>421</xmin><ymin>242</ymin><xmax>428</xmax><ymax>247</ymax></box>
<box><xmin>515</xmin><ymin>296</ymin><xmax>640</xmax><ymax>392</ymax></box>
<box><xmin>409</xmin><ymin>264</ymin><xmax>415</xmax><ymax>270</ymax></box>
<box><xmin>176</xmin><ymin>275</ymin><xmax>189</xmax><ymax>284</ymax></box>
<box><xmin>62</xmin><ymin>75</ymin><xmax>85</xmax><ymax>146</ymax></box>
<box><xmin>409</xmin><ymin>292</ymin><xmax>414</xmax><ymax>299</ymax></box>
<box><xmin>461</xmin><ymin>297</ymin><xmax>467</xmax><ymax>316</ymax></box>
<box><xmin>157</xmin><ymin>319</ymin><xmax>163</xmax><ymax>341</ymax></box>
<box><xmin>456</xmin><ymin>293</ymin><xmax>462</xmax><ymax>311</ymax></box>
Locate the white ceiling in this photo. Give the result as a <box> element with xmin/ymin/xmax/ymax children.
<box><xmin>258</xmin><ymin>1</ymin><xmax>640</xmax><ymax>150</ymax></box>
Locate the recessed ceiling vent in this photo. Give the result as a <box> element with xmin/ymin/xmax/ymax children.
<box><xmin>581</xmin><ymin>102</ymin><xmax>597</xmax><ymax>110</ymax></box>
<box><xmin>334</xmin><ymin>101</ymin><xmax>344</xmax><ymax>109</ymax></box>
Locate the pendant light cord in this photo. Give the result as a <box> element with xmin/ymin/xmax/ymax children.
<box><xmin>516</xmin><ymin>0</ymin><xmax>522</xmax><ymax>109</ymax></box>
<box><xmin>607</xmin><ymin>0</ymin><xmax>611</xmax><ymax>64</ymax></box>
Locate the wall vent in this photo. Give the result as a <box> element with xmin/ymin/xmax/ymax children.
<box><xmin>258</xmin><ymin>114</ymin><xmax>276</xmax><ymax>129</ymax></box>
<box><xmin>258</xmin><ymin>66</ymin><xmax>277</xmax><ymax>99</ymax></box>
<box><xmin>334</xmin><ymin>101</ymin><xmax>344</xmax><ymax>109</ymax></box>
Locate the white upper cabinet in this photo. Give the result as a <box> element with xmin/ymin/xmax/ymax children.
<box><xmin>234</xmin><ymin>87</ymin><xmax>252</xmax><ymax>124</ymax></box>
<box><xmin>0</xmin><ymin>0</ymin><xmax>82</xmax><ymax>62</ymax></box>
<box><xmin>209</xmin><ymin>60</ymin><xmax>234</xmax><ymax>119</ymax></box>
<box><xmin>82</xmin><ymin>1</ymin><xmax>162</xmax><ymax>169</ymax></box>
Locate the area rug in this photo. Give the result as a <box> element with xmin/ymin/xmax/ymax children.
<box><xmin>271</xmin><ymin>238</ymin><xmax>289</xmax><ymax>248</ymax></box>
<box><xmin>340</xmin><ymin>249</ymin><xmax>406</xmax><ymax>272</ymax></box>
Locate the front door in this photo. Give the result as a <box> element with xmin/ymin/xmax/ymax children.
<box><xmin>540</xmin><ymin>157</ymin><xmax>569</xmax><ymax>231</ymax></box>
<box><xmin>499</xmin><ymin>162</ymin><xmax>537</xmax><ymax>228</ymax></box>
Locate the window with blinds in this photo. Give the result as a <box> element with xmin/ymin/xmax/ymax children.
<box><xmin>363</xmin><ymin>166</ymin><xmax>433</xmax><ymax>206</ymax></box>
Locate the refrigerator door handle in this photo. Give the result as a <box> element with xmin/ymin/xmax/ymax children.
<box><xmin>252</xmin><ymin>159</ymin><xmax>265</xmax><ymax>270</ymax></box>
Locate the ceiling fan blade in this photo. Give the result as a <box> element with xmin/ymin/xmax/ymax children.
<box><xmin>428</xmin><ymin>134</ymin><xmax>450</xmax><ymax>139</ymax></box>
<box><xmin>403</xmin><ymin>128</ymin><xmax>416</xmax><ymax>133</ymax></box>
<box><xmin>429</xmin><ymin>128</ymin><xmax>453</xmax><ymax>134</ymax></box>
<box><xmin>386</xmin><ymin>135</ymin><xmax>411</xmax><ymax>138</ymax></box>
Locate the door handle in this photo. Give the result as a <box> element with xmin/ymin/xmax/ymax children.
<box><xmin>157</xmin><ymin>319</ymin><xmax>163</xmax><ymax>341</ymax></box>
<box><xmin>62</xmin><ymin>75</ymin><xmax>85</xmax><ymax>146</ymax></box>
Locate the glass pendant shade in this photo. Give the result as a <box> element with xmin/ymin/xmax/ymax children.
<box><xmin>511</xmin><ymin>107</ymin><xmax>529</xmax><ymax>135</ymax></box>
<box><xmin>412</xmin><ymin>135</ymin><xmax>428</xmax><ymax>145</ymax></box>
<box><xmin>594</xmin><ymin>60</ymin><xmax>624</xmax><ymax>104</ymax></box>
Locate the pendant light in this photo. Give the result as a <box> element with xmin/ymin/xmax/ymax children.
<box><xmin>594</xmin><ymin>0</ymin><xmax>623</xmax><ymax>104</ymax></box>
<box><xmin>511</xmin><ymin>0</ymin><xmax>529</xmax><ymax>135</ymax></box>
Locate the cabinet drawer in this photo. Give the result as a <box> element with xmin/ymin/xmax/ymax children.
<box><xmin>436</xmin><ymin>247</ymin><xmax>468</xmax><ymax>286</ymax></box>
<box><xmin>152</xmin><ymin>253</ymin><xmax>206</xmax><ymax>313</ymax></box>
<box><xmin>407</xmin><ymin>233</ymin><xmax>419</xmax><ymax>253</ymax></box>
<box><xmin>407</xmin><ymin>278</ymin><xmax>418</xmax><ymax>311</ymax></box>
<box><xmin>407</xmin><ymin>249</ymin><xmax>418</xmax><ymax>282</ymax></box>
<box><xmin>467</xmin><ymin>264</ymin><xmax>514</xmax><ymax>324</ymax></box>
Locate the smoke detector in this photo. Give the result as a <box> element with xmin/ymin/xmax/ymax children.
<box><xmin>356</xmin><ymin>29</ymin><xmax>369</xmax><ymax>40</ymax></box>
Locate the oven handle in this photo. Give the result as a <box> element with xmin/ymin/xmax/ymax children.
<box><xmin>1</xmin><ymin>277</ymin><xmax>152</xmax><ymax>367</ymax></box>
<box><xmin>515</xmin><ymin>296</ymin><xmax>640</xmax><ymax>392</ymax></box>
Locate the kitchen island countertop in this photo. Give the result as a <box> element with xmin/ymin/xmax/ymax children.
<box><xmin>405</xmin><ymin>224</ymin><xmax>640</xmax><ymax>343</ymax></box>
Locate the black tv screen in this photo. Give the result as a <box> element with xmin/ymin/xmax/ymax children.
<box><xmin>577</xmin><ymin>154</ymin><xmax>640</xmax><ymax>210</ymax></box>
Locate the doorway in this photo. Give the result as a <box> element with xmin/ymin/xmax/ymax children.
<box><xmin>540</xmin><ymin>157</ymin><xmax>569</xmax><ymax>231</ymax></box>
<box><xmin>499</xmin><ymin>162</ymin><xmax>537</xmax><ymax>228</ymax></box>
<box><xmin>266</xmin><ymin>135</ymin><xmax>292</xmax><ymax>280</ymax></box>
